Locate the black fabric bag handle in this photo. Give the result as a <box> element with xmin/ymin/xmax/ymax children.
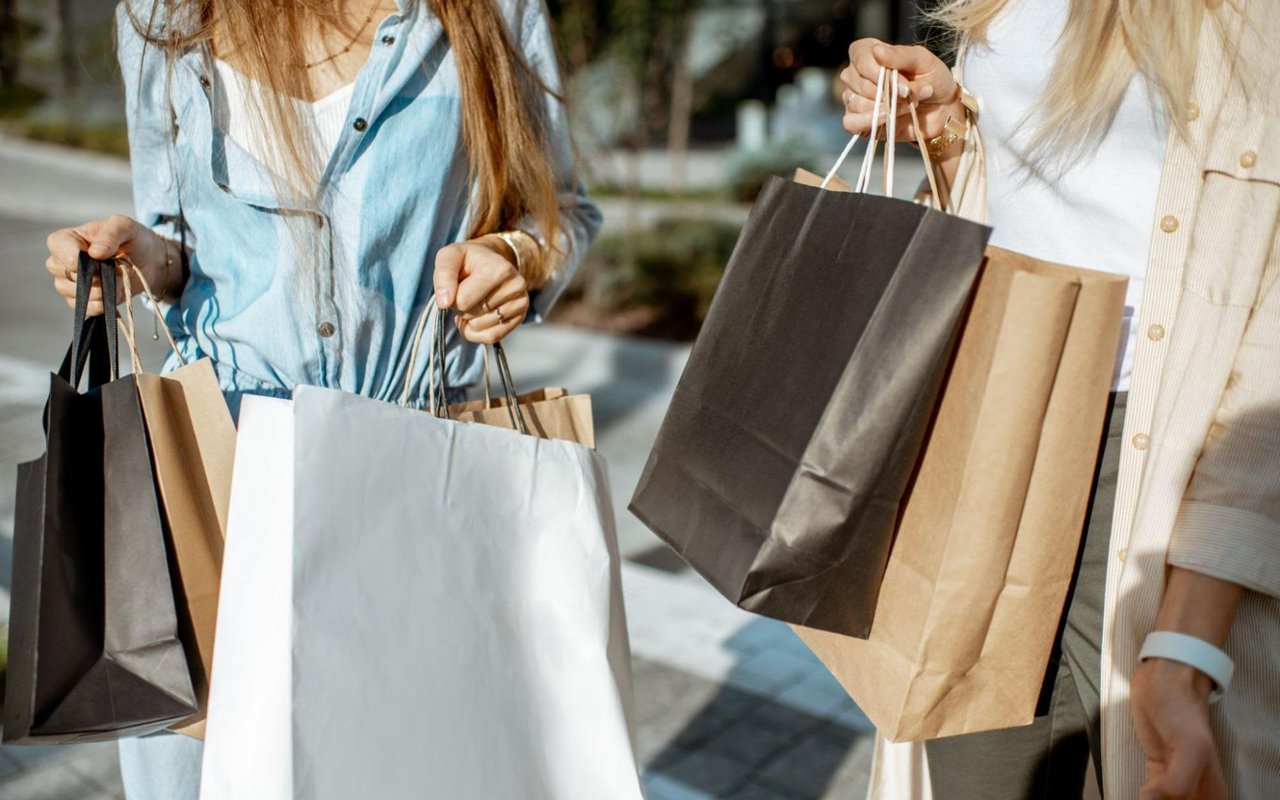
<box><xmin>45</xmin><ymin>255</ymin><xmax>120</xmax><ymax>433</ymax></box>
<box><xmin>67</xmin><ymin>253</ymin><xmax>120</xmax><ymax>388</ymax></box>
<box><xmin>491</xmin><ymin>343</ymin><xmax>528</xmax><ymax>435</ymax></box>
<box><xmin>56</xmin><ymin>316</ymin><xmax>106</xmax><ymax>388</ymax></box>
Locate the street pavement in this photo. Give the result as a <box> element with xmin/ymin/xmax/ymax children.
<box><xmin>0</xmin><ymin>135</ymin><xmax>876</xmax><ymax>800</ymax></box>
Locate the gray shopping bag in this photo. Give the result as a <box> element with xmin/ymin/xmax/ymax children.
<box><xmin>630</xmin><ymin>155</ymin><xmax>991</xmax><ymax>637</ymax></box>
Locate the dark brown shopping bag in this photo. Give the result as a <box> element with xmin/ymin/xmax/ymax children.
<box><xmin>120</xmin><ymin>271</ymin><xmax>236</xmax><ymax>740</ymax></box>
<box><xmin>629</xmin><ymin>79</ymin><xmax>991</xmax><ymax>636</ymax></box>
<box><xmin>5</xmin><ymin>255</ymin><xmax>197</xmax><ymax>744</ymax></box>
<box><xmin>794</xmin><ymin>245</ymin><xmax>1127</xmax><ymax>741</ymax></box>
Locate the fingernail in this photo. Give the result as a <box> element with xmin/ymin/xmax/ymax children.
<box><xmin>88</xmin><ymin>243</ymin><xmax>109</xmax><ymax>257</ymax></box>
<box><xmin>437</xmin><ymin>291</ymin><xmax>450</xmax><ymax>308</ymax></box>
<box><xmin>921</xmin><ymin>85</ymin><xmax>934</xmax><ymax>99</ymax></box>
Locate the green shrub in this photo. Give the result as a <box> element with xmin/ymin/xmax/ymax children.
<box><xmin>567</xmin><ymin>218</ymin><xmax>742</xmax><ymax>339</ymax></box>
<box><xmin>17</xmin><ymin>121</ymin><xmax>130</xmax><ymax>158</ymax></box>
<box><xmin>0</xmin><ymin>83</ymin><xmax>45</xmax><ymax>119</ymax></box>
<box><xmin>723</xmin><ymin>138</ymin><xmax>822</xmax><ymax>202</ymax></box>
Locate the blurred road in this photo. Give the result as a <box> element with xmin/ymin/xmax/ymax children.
<box><xmin>0</xmin><ymin>135</ymin><xmax>875</xmax><ymax>800</ymax></box>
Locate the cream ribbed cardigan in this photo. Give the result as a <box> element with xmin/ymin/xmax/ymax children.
<box><xmin>868</xmin><ymin>2</ymin><xmax>1280</xmax><ymax>797</ymax></box>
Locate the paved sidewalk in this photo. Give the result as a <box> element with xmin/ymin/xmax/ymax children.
<box><xmin>0</xmin><ymin>564</ymin><xmax>872</xmax><ymax>800</ymax></box>
<box><xmin>0</xmin><ymin>135</ymin><xmax>876</xmax><ymax>799</ymax></box>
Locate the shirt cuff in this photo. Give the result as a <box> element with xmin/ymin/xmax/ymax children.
<box><xmin>1168</xmin><ymin>500</ymin><xmax>1280</xmax><ymax>599</ymax></box>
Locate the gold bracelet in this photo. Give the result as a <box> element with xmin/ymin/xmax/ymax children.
<box><xmin>493</xmin><ymin>229</ymin><xmax>547</xmax><ymax>287</ymax></box>
<box><xmin>492</xmin><ymin>231</ymin><xmax>525</xmax><ymax>278</ymax></box>
<box><xmin>917</xmin><ymin>84</ymin><xmax>978</xmax><ymax>157</ymax></box>
<box><xmin>925</xmin><ymin>116</ymin><xmax>966</xmax><ymax>158</ymax></box>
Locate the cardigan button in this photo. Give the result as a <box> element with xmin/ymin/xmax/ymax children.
<box><xmin>1159</xmin><ymin>215</ymin><xmax>1179</xmax><ymax>234</ymax></box>
<box><xmin>1117</xmin><ymin>547</ymin><xmax>1128</xmax><ymax>563</ymax></box>
<box><xmin>353</xmin><ymin>117</ymin><xmax>368</xmax><ymax>132</ymax></box>
<box><xmin>1147</xmin><ymin>323</ymin><xmax>1166</xmax><ymax>341</ymax></box>
<box><xmin>1240</xmin><ymin>150</ymin><xmax>1258</xmax><ymax>169</ymax></box>
<box><xmin>1132</xmin><ymin>433</ymin><xmax>1150</xmax><ymax>451</ymax></box>
<box><xmin>317</xmin><ymin>321</ymin><xmax>336</xmax><ymax>338</ymax></box>
<box><xmin>1187</xmin><ymin>101</ymin><xmax>1200</xmax><ymax>121</ymax></box>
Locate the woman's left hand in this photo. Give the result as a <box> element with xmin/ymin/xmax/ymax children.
<box><xmin>432</xmin><ymin>236</ymin><xmax>531</xmax><ymax>345</ymax></box>
<box><xmin>1131</xmin><ymin>658</ymin><xmax>1226</xmax><ymax>799</ymax></box>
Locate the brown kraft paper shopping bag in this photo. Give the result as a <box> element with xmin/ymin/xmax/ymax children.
<box><xmin>121</xmin><ymin>271</ymin><xmax>237</xmax><ymax>740</ymax></box>
<box><xmin>404</xmin><ymin>317</ymin><xmax>596</xmax><ymax>449</ymax></box>
<box><xmin>449</xmin><ymin>387</ymin><xmax>595</xmax><ymax>448</ymax></box>
<box><xmin>792</xmin><ymin>244</ymin><xmax>1127</xmax><ymax>741</ymax></box>
<box><xmin>135</xmin><ymin>360</ymin><xmax>235</xmax><ymax>739</ymax></box>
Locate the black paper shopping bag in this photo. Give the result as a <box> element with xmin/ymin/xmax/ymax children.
<box><xmin>4</xmin><ymin>254</ymin><xmax>197</xmax><ymax>744</ymax></box>
<box><xmin>630</xmin><ymin>168</ymin><xmax>991</xmax><ymax>637</ymax></box>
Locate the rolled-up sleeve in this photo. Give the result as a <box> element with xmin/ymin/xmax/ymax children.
<box><xmin>513</xmin><ymin>0</ymin><xmax>603</xmax><ymax>322</ymax></box>
<box><xmin>1168</xmin><ymin>152</ymin><xmax>1280</xmax><ymax>599</ymax></box>
<box><xmin>116</xmin><ymin>2</ymin><xmax>189</xmax><ymax>248</ymax></box>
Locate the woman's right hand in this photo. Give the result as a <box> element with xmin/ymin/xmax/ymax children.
<box><xmin>840</xmin><ymin>39</ymin><xmax>962</xmax><ymax>146</ymax></box>
<box><xmin>45</xmin><ymin>215</ymin><xmax>172</xmax><ymax>317</ymax></box>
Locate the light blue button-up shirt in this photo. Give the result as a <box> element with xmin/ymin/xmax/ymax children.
<box><xmin>116</xmin><ymin>0</ymin><xmax>601</xmax><ymax>410</ymax></box>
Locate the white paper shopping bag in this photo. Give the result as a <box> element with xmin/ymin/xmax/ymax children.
<box><xmin>200</xmin><ymin>396</ymin><xmax>294</xmax><ymax>799</ymax></box>
<box><xmin>202</xmin><ymin>388</ymin><xmax>644</xmax><ymax>800</ymax></box>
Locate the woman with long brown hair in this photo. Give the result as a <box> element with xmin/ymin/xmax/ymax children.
<box><xmin>842</xmin><ymin>0</ymin><xmax>1279</xmax><ymax>798</ymax></box>
<box><xmin>40</xmin><ymin>0</ymin><xmax>600</xmax><ymax>794</ymax></box>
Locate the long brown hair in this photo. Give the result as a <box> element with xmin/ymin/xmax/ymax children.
<box><xmin>127</xmin><ymin>0</ymin><xmax>563</xmax><ymax>279</ymax></box>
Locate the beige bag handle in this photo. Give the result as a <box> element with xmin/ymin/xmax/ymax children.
<box><xmin>401</xmin><ymin>299</ymin><xmax>447</xmax><ymax>414</ymax></box>
<box><xmin>114</xmin><ymin>258</ymin><xmax>186</xmax><ymax>376</ymax></box>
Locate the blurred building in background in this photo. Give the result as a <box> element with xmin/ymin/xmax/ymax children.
<box><xmin>0</xmin><ymin>1</ymin><xmax>930</xmax><ymax>181</ymax></box>
<box><xmin>553</xmin><ymin>0</ymin><xmax>931</xmax><ymax>190</ymax></box>
<box><xmin>0</xmin><ymin>0</ymin><xmax>125</xmax><ymax>152</ymax></box>
<box><xmin>0</xmin><ymin>0</ymin><xmax>932</xmax><ymax>340</ymax></box>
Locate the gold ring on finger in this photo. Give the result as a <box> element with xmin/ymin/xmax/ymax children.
<box><xmin>64</xmin><ymin>266</ymin><xmax>73</xmax><ymax>282</ymax></box>
<box><xmin>482</xmin><ymin>297</ymin><xmax>492</xmax><ymax>314</ymax></box>
<box><xmin>494</xmin><ymin>306</ymin><xmax>506</xmax><ymax>325</ymax></box>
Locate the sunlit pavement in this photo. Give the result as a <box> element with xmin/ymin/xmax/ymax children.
<box><xmin>0</xmin><ymin>136</ymin><xmax>875</xmax><ymax>800</ymax></box>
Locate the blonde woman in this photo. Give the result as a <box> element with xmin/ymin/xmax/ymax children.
<box><xmin>842</xmin><ymin>0</ymin><xmax>1279</xmax><ymax>798</ymax></box>
<box><xmin>41</xmin><ymin>0</ymin><xmax>599</xmax><ymax>796</ymax></box>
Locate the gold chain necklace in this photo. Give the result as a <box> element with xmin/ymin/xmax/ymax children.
<box><xmin>302</xmin><ymin>3</ymin><xmax>377</xmax><ymax>70</ymax></box>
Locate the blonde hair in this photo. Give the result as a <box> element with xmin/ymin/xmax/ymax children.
<box><xmin>933</xmin><ymin>0</ymin><xmax>1211</xmax><ymax>159</ymax></box>
<box><xmin>126</xmin><ymin>0</ymin><xmax>564</xmax><ymax>282</ymax></box>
